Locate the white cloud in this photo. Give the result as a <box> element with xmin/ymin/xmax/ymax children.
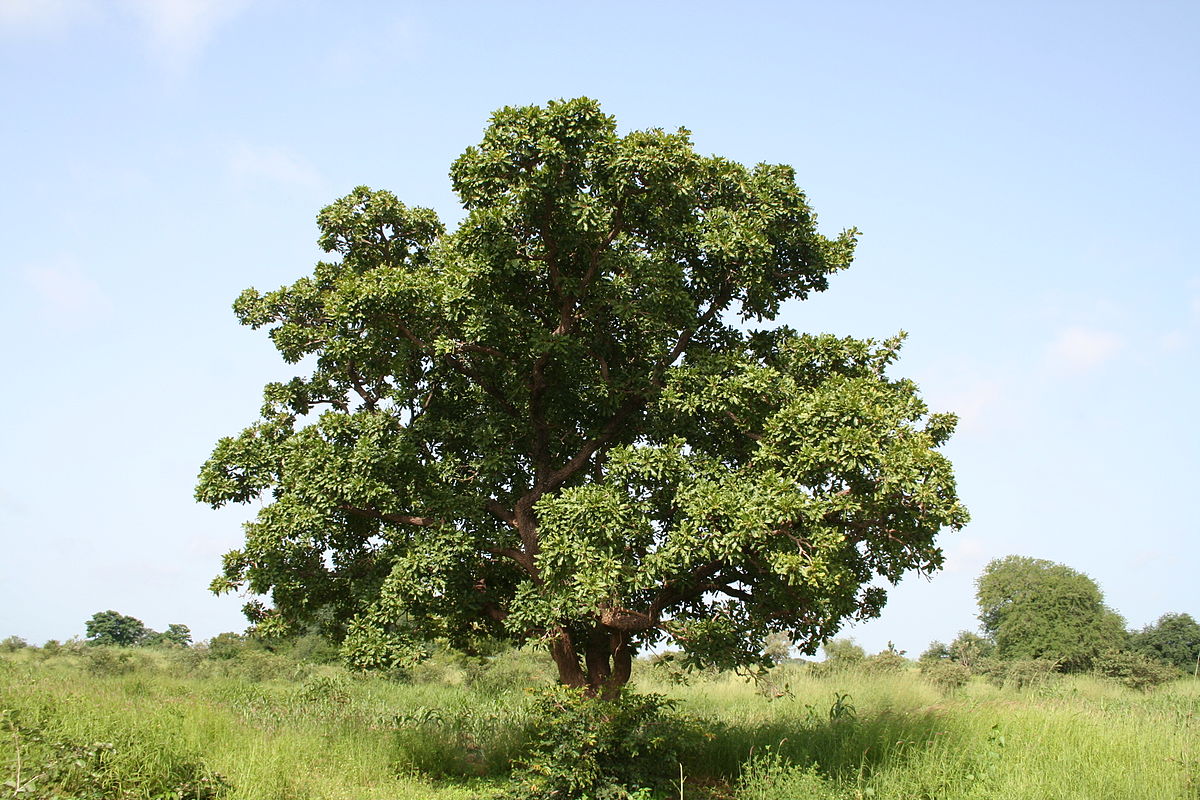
<box><xmin>23</xmin><ymin>258</ymin><xmax>112</xmax><ymax>325</ymax></box>
<box><xmin>121</xmin><ymin>0</ymin><xmax>252</xmax><ymax>71</ymax></box>
<box><xmin>1045</xmin><ymin>326</ymin><xmax>1122</xmax><ymax>373</ymax></box>
<box><xmin>0</xmin><ymin>0</ymin><xmax>91</xmax><ymax>33</ymax></box>
<box><xmin>228</xmin><ymin>143</ymin><xmax>322</xmax><ymax>189</ymax></box>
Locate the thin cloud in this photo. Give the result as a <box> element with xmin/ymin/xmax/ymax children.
<box><xmin>938</xmin><ymin>377</ymin><xmax>1005</xmax><ymax>435</ymax></box>
<box><xmin>1045</xmin><ymin>326</ymin><xmax>1122</xmax><ymax>373</ymax></box>
<box><xmin>0</xmin><ymin>0</ymin><xmax>91</xmax><ymax>33</ymax></box>
<box><xmin>228</xmin><ymin>143</ymin><xmax>322</xmax><ymax>189</ymax></box>
<box><xmin>23</xmin><ymin>259</ymin><xmax>112</xmax><ymax>325</ymax></box>
<box><xmin>121</xmin><ymin>0</ymin><xmax>253</xmax><ymax>71</ymax></box>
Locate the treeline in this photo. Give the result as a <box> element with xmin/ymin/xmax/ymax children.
<box><xmin>914</xmin><ymin>555</ymin><xmax>1198</xmax><ymax>691</ymax></box>
<box><xmin>3</xmin><ymin>555</ymin><xmax>1195</xmax><ymax>694</ymax></box>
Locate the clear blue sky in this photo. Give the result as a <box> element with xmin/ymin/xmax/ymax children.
<box><xmin>2</xmin><ymin>1</ymin><xmax>1196</xmax><ymax>655</ymax></box>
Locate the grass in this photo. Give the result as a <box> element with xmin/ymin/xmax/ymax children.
<box><xmin>1</xmin><ymin>647</ymin><xmax>1197</xmax><ymax>799</ymax></box>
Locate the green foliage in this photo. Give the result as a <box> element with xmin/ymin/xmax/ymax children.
<box><xmin>809</xmin><ymin>638</ymin><xmax>866</xmax><ymax>677</ymax></box>
<box><xmin>736</xmin><ymin>749</ymin><xmax>837</xmax><ymax>800</ymax></box>
<box><xmin>0</xmin><ymin>708</ymin><xmax>229</xmax><ymax>799</ymax></box>
<box><xmin>919</xmin><ymin>659</ymin><xmax>972</xmax><ymax>692</ymax></box>
<box><xmin>992</xmin><ymin>658</ymin><xmax>1060</xmax><ymax>690</ymax></box>
<box><xmin>948</xmin><ymin>630</ymin><xmax>995</xmax><ymax>668</ymax></box>
<box><xmin>514</xmin><ymin>688</ymin><xmax>700</xmax><ymax>799</ymax></box>
<box><xmin>0</xmin><ymin>636</ymin><xmax>27</xmax><ymax>653</ymax></box>
<box><xmin>144</xmin><ymin>623</ymin><xmax>193</xmax><ymax>648</ymax></box>
<box><xmin>1130</xmin><ymin>612</ymin><xmax>1200</xmax><ymax>673</ymax></box>
<box><xmin>196</xmin><ymin>97</ymin><xmax>967</xmax><ymax>693</ymax></box>
<box><xmin>1092</xmin><ymin>649</ymin><xmax>1179</xmax><ymax>691</ymax></box>
<box><xmin>862</xmin><ymin>646</ymin><xmax>909</xmax><ymax>674</ymax></box>
<box><xmin>976</xmin><ymin>556</ymin><xmax>1126</xmax><ymax>671</ymax></box>
<box><xmin>85</xmin><ymin>610</ymin><xmax>148</xmax><ymax>647</ymax></box>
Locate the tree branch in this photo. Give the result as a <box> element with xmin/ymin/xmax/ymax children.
<box><xmin>337</xmin><ymin>505</ymin><xmax>439</xmax><ymax>527</ymax></box>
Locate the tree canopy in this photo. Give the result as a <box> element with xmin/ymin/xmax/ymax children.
<box><xmin>1130</xmin><ymin>612</ymin><xmax>1200</xmax><ymax>673</ymax></box>
<box><xmin>196</xmin><ymin>98</ymin><xmax>968</xmax><ymax>697</ymax></box>
<box><xmin>976</xmin><ymin>556</ymin><xmax>1126</xmax><ymax>671</ymax></box>
<box><xmin>85</xmin><ymin>610</ymin><xmax>148</xmax><ymax>647</ymax></box>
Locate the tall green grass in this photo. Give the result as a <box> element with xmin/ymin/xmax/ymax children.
<box><xmin>1</xmin><ymin>648</ymin><xmax>1196</xmax><ymax>799</ymax></box>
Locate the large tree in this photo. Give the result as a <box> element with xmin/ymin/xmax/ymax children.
<box><xmin>976</xmin><ymin>556</ymin><xmax>1126</xmax><ymax>671</ymax></box>
<box><xmin>197</xmin><ymin>98</ymin><xmax>968</xmax><ymax>698</ymax></box>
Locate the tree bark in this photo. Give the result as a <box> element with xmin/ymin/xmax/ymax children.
<box><xmin>549</xmin><ymin>622</ymin><xmax>632</xmax><ymax>700</ymax></box>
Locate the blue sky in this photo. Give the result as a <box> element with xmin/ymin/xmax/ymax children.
<box><xmin>1</xmin><ymin>0</ymin><xmax>1196</xmax><ymax>655</ymax></box>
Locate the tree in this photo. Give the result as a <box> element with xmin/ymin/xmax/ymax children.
<box><xmin>197</xmin><ymin>98</ymin><xmax>968</xmax><ymax>699</ymax></box>
<box><xmin>1130</xmin><ymin>612</ymin><xmax>1200</xmax><ymax>673</ymax></box>
<box><xmin>975</xmin><ymin>556</ymin><xmax>1126</xmax><ymax>671</ymax></box>
<box><xmin>85</xmin><ymin>610</ymin><xmax>148</xmax><ymax>647</ymax></box>
<box><xmin>145</xmin><ymin>623</ymin><xmax>193</xmax><ymax>647</ymax></box>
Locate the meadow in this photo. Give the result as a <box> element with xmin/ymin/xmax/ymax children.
<box><xmin>1</xmin><ymin>644</ymin><xmax>1196</xmax><ymax>799</ymax></box>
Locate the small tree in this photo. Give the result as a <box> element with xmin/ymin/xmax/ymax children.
<box><xmin>976</xmin><ymin>556</ymin><xmax>1125</xmax><ymax>672</ymax></box>
<box><xmin>197</xmin><ymin>98</ymin><xmax>968</xmax><ymax>698</ymax></box>
<box><xmin>1130</xmin><ymin>613</ymin><xmax>1200</xmax><ymax>674</ymax></box>
<box><xmin>85</xmin><ymin>610</ymin><xmax>148</xmax><ymax>647</ymax></box>
<box><xmin>145</xmin><ymin>624</ymin><xmax>193</xmax><ymax>647</ymax></box>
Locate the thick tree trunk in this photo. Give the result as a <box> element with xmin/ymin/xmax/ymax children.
<box><xmin>549</xmin><ymin>624</ymin><xmax>632</xmax><ymax>700</ymax></box>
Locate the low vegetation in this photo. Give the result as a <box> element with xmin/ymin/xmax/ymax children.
<box><xmin>2</xmin><ymin>640</ymin><xmax>1197</xmax><ymax>799</ymax></box>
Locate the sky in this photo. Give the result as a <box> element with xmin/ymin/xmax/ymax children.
<box><xmin>1</xmin><ymin>0</ymin><xmax>1196</xmax><ymax>656</ymax></box>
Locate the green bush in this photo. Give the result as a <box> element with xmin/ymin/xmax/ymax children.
<box><xmin>0</xmin><ymin>636</ymin><xmax>28</xmax><ymax>653</ymax></box>
<box><xmin>919</xmin><ymin>659</ymin><xmax>972</xmax><ymax>692</ymax></box>
<box><xmin>1092</xmin><ymin>649</ymin><xmax>1179</xmax><ymax>691</ymax></box>
<box><xmin>514</xmin><ymin>688</ymin><xmax>701</xmax><ymax>799</ymax></box>
<box><xmin>736</xmin><ymin>748</ymin><xmax>839</xmax><ymax>800</ymax></box>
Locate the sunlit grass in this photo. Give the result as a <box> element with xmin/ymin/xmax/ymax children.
<box><xmin>1</xmin><ymin>648</ymin><xmax>1196</xmax><ymax>799</ymax></box>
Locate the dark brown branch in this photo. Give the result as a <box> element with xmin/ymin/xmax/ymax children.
<box><xmin>485</xmin><ymin>500</ymin><xmax>517</xmax><ymax>528</ymax></box>
<box><xmin>337</xmin><ymin>505</ymin><xmax>439</xmax><ymax>527</ymax></box>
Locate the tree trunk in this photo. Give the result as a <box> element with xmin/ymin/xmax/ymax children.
<box><xmin>549</xmin><ymin>623</ymin><xmax>632</xmax><ymax>700</ymax></box>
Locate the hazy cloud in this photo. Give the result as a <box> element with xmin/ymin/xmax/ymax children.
<box><xmin>22</xmin><ymin>258</ymin><xmax>112</xmax><ymax>325</ymax></box>
<box><xmin>1045</xmin><ymin>326</ymin><xmax>1122</xmax><ymax>373</ymax></box>
<box><xmin>228</xmin><ymin>143</ymin><xmax>322</xmax><ymax>188</ymax></box>
<box><xmin>938</xmin><ymin>377</ymin><xmax>1006</xmax><ymax>435</ymax></box>
<box><xmin>0</xmin><ymin>0</ymin><xmax>91</xmax><ymax>33</ymax></box>
<box><xmin>121</xmin><ymin>0</ymin><xmax>253</xmax><ymax>71</ymax></box>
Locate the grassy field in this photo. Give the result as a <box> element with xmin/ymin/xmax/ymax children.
<box><xmin>1</xmin><ymin>646</ymin><xmax>1196</xmax><ymax>799</ymax></box>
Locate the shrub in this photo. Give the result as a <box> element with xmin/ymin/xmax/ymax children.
<box><xmin>1093</xmin><ymin>649</ymin><xmax>1179</xmax><ymax>691</ymax></box>
<box><xmin>0</xmin><ymin>635</ymin><xmax>28</xmax><ymax>653</ymax></box>
<box><xmin>920</xmin><ymin>659</ymin><xmax>972</xmax><ymax>692</ymax></box>
<box><xmin>514</xmin><ymin>688</ymin><xmax>702</xmax><ymax>799</ymax></box>
<box><xmin>863</xmin><ymin>648</ymin><xmax>909</xmax><ymax>674</ymax></box>
<box><xmin>992</xmin><ymin>658</ymin><xmax>1059</xmax><ymax>690</ymax></box>
<box><xmin>737</xmin><ymin>748</ymin><xmax>839</xmax><ymax>800</ymax></box>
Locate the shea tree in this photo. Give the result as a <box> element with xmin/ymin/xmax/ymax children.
<box><xmin>197</xmin><ymin>98</ymin><xmax>968</xmax><ymax>698</ymax></box>
<box><xmin>976</xmin><ymin>556</ymin><xmax>1126</xmax><ymax>671</ymax></box>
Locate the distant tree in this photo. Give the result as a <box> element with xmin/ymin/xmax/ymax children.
<box><xmin>207</xmin><ymin>632</ymin><xmax>249</xmax><ymax>659</ymax></box>
<box><xmin>976</xmin><ymin>556</ymin><xmax>1126</xmax><ymax>671</ymax></box>
<box><xmin>85</xmin><ymin>610</ymin><xmax>148</xmax><ymax>647</ymax></box>
<box><xmin>919</xmin><ymin>640</ymin><xmax>951</xmax><ymax>663</ymax></box>
<box><xmin>1130</xmin><ymin>613</ymin><xmax>1200</xmax><ymax>673</ymax></box>
<box><xmin>0</xmin><ymin>635</ymin><xmax>28</xmax><ymax>652</ymax></box>
<box><xmin>762</xmin><ymin>631</ymin><xmax>792</xmax><ymax>664</ymax></box>
<box><xmin>822</xmin><ymin>638</ymin><xmax>866</xmax><ymax>665</ymax></box>
<box><xmin>145</xmin><ymin>624</ymin><xmax>193</xmax><ymax>648</ymax></box>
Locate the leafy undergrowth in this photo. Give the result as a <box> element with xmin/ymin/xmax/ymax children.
<box><xmin>0</xmin><ymin>649</ymin><xmax>1196</xmax><ymax>799</ymax></box>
